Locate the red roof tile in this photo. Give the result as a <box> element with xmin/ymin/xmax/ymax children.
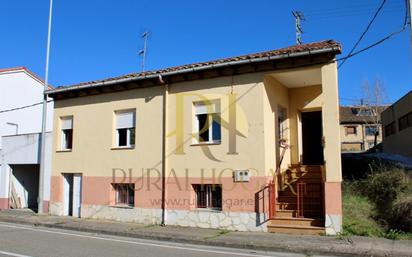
<box><xmin>49</xmin><ymin>40</ymin><xmax>341</xmax><ymax>93</ymax></box>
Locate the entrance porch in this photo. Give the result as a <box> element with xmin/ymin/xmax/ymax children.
<box><xmin>263</xmin><ymin>63</ymin><xmax>342</xmax><ymax>235</ymax></box>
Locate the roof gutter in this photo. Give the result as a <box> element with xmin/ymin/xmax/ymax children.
<box><xmin>46</xmin><ymin>46</ymin><xmax>340</xmax><ymax>95</ymax></box>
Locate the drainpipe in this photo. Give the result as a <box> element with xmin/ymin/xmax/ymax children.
<box><xmin>160</xmin><ymin>74</ymin><xmax>168</xmax><ymax>226</ymax></box>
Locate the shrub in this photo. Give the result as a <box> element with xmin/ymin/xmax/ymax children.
<box><xmin>359</xmin><ymin>168</ymin><xmax>409</xmax><ymax>214</ymax></box>
<box><xmin>389</xmin><ymin>197</ymin><xmax>412</xmax><ymax>232</ymax></box>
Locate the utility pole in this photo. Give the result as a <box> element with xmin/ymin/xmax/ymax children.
<box><xmin>38</xmin><ymin>0</ymin><xmax>53</xmax><ymax>214</ymax></box>
<box><xmin>138</xmin><ymin>31</ymin><xmax>149</xmax><ymax>72</ymax></box>
<box><xmin>292</xmin><ymin>11</ymin><xmax>305</xmax><ymax>45</ymax></box>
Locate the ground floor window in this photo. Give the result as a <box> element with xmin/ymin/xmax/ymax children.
<box><xmin>193</xmin><ymin>184</ymin><xmax>222</xmax><ymax>210</ymax></box>
<box><xmin>113</xmin><ymin>183</ymin><xmax>135</xmax><ymax>207</ymax></box>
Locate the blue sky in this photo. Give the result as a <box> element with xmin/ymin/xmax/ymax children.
<box><xmin>1</xmin><ymin>0</ymin><xmax>411</xmax><ymax>105</ymax></box>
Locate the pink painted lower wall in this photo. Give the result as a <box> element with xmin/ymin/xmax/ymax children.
<box><xmin>43</xmin><ymin>201</ymin><xmax>49</xmax><ymax>213</ymax></box>
<box><xmin>324</xmin><ymin>182</ymin><xmax>342</xmax><ymax>215</ymax></box>
<box><xmin>50</xmin><ymin>175</ymin><xmax>271</xmax><ymax>213</ymax></box>
<box><xmin>0</xmin><ymin>198</ymin><xmax>9</xmax><ymax>209</ymax></box>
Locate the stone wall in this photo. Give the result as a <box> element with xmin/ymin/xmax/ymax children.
<box><xmin>166</xmin><ymin>209</ymin><xmax>267</xmax><ymax>232</ymax></box>
<box><xmin>50</xmin><ymin>202</ymin><xmax>267</xmax><ymax>232</ymax></box>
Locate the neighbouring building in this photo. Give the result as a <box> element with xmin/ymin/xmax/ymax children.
<box><xmin>0</xmin><ymin>67</ymin><xmax>53</xmax><ymax>212</ymax></box>
<box><xmin>340</xmin><ymin>105</ymin><xmax>386</xmax><ymax>152</ymax></box>
<box><xmin>381</xmin><ymin>90</ymin><xmax>412</xmax><ymax>157</ymax></box>
<box><xmin>46</xmin><ymin>40</ymin><xmax>343</xmax><ymax>235</ymax></box>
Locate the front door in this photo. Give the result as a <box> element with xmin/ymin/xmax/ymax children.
<box><xmin>63</xmin><ymin>173</ymin><xmax>82</xmax><ymax>217</ymax></box>
<box><xmin>301</xmin><ymin>111</ymin><xmax>324</xmax><ymax>165</ymax></box>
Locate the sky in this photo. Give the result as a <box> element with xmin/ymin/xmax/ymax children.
<box><xmin>1</xmin><ymin>0</ymin><xmax>411</xmax><ymax>105</ymax></box>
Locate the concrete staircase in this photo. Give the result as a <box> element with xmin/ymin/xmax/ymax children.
<box><xmin>268</xmin><ymin>165</ymin><xmax>325</xmax><ymax>235</ymax></box>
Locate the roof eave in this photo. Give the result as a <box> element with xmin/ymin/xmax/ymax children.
<box><xmin>45</xmin><ymin>46</ymin><xmax>340</xmax><ymax>96</ymax></box>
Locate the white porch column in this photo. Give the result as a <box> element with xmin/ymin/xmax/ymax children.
<box><xmin>321</xmin><ymin>61</ymin><xmax>343</xmax><ymax>235</ymax></box>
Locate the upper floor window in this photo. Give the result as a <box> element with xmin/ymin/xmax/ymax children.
<box><xmin>345</xmin><ymin>126</ymin><xmax>357</xmax><ymax>135</ymax></box>
<box><xmin>115</xmin><ymin>110</ymin><xmax>136</xmax><ymax>148</ymax></box>
<box><xmin>398</xmin><ymin>111</ymin><xmax>412</xmax><ymax>131</ymax></box>
<box><xmin>385</xmin><ymin>122</ymin><xmax>396</xmax><ymax>137</ymax></box>
<box><xmin>60</xmin><ymin>117</ymin><xmax>73</xmax><ymax>150</ymax></box>
<box><xmin>194</xmin><ymin>101</ymin><xmax>221</xmax><ymax>144</ymax></box>
<box><xmin>365</xmin><ymin>126</ymin><xmax>378</xmax><ymax>136</ymax></box>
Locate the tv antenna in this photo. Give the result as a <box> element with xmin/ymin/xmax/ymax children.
<box><xmin>292</xmin><ymin>11</ymin><xmax>305</xmax><ymax>45</ymax></box>
<box><xmin>138</xmin><ymin>31</ymin><xmax>149</xmax><ymax>72</ymax></box>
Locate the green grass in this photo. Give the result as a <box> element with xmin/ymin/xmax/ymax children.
<box><xmin>342</xmin><ymin>192</ymin><xmax>384</xmax><ymax>237</ymax></box>
<box><xmin>342</xmin><ymin>183</ymin><xmax>412</xmax><ymax>240</ymax></box>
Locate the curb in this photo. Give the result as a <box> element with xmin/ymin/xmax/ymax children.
<box><xmin>0</xmin><ymin>217</ymin><xmax>408</xmax><ymax>257</ymax></box>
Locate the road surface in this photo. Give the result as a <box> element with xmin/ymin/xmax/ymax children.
<box><xmin>0</xmin><ymin>222</ymin><xmax>332</xmax><ymax>257</ymax></box>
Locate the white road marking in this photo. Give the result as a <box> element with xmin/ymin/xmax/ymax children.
<box><xmin>0</xmin><ymin>250</ymin><xmax>33</xmax><ymax>257</ymax></box>
<box><xmin>0</xmin><ymin>222</ymin><xmax>292</xmax><ymax>257</ymax></box>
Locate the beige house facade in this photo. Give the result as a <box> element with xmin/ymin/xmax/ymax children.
<box><xmin>382</xmin><ymin>90</ymin><xmax>412</xmax><ymax>157</ymax></box>
<box><xmin>340</xmin><ymin>106</ymin><xmax>385</xmax><ymax>152</ymax></box>
<box><xmin>46</xmin><ymin>40</ymin><xmax>343</xmax><ymax>235</ymax></box>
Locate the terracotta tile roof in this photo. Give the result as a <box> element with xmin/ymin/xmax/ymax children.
<box><xmin>49</xmin><ymin>40</ymin><xmax>341</xmax><ymax>93</ymax></box>
<box><xmin>340</xmin><ymin>106</ymin><xmax>388</xmax><ymax>124</ymax></box>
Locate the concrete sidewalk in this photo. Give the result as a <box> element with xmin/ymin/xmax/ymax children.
<box><xmin>0</xmin><ymin>209</ymin><xmax>410</xmax><ymax>257</ymax></box>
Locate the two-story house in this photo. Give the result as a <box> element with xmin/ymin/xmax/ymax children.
<box><xmin>0</xmin><ymin>67</ymin><xmax>53</xmax><ymax>212</ymax></box>
<box><xmin>340</xmin><ymin>105</ymin><xmax>386</xmax><ymax>152</ymax></box>
<box><xmin>46</xmin><ymin>40</ymin><xmax>343</xmax><ymax>235</ymax></box>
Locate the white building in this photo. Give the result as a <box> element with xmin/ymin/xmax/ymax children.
<box><xmin>0</xmin><ymin>67</ymin><xmax>53</xmax><ymax>212</ymax></box>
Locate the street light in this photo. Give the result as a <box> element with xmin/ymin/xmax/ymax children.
<box><xmin>38</xmin><ymin>0</ymin><xmax>54</xmax><ymax>214</ymax></box>
<box><xmin>6</xmin><ymin>122</ymin><xmax>18</xmax><ymax>135</ymax></box>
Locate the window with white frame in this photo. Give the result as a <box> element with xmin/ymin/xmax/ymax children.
<box><xmin>115</xmin><ymin>110</ymin><xmax>136</xmax><ymax>148</ymax></box>
<box><xmin>60</xmin><ymin>117</ymin><xmax>73</xmax><ymax>150</ymax></box>
<box><xmin>194</xmin><ymin>101</ymin><xmax>221</xmax><ymax>143</ymax></box>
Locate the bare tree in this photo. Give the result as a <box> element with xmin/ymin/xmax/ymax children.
<box><xmin>359</xmin><ymin>79</ymin><xmax>389</xmax><ymax>151</ymax></box>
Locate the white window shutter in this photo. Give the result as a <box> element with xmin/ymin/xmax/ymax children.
<box><xmin>194</xmin><ymin>101</ymin><xmax>219</xmax><ymax>115</ymax></box>
<box><xmin>117</xmin><ymin>111</ymin><xmax>135</xmax><ymax>129</ymax></box>
<box><xmin>61</xmin><ymin>118</ymin><xmax>73</xmax><ymax>130</ymax></box>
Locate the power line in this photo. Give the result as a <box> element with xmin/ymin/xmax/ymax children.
<box><xmin>339</xmin><ymin>0</ymin><xmax>388</xmax><ymax>69</ymax></box>
<box><xmin>0</xmin><ymin>100</ymin><xmax>53</xmax><ymax>114</ymax></box>
<box><xmin>304</xmin><ymin>2</ymin><xmax>402</xmax><ymax>16</ymax></box>
<box><xmin>305</xmin><ymin>7</ymin><xmax>403</xmax><ymax>20</ymax></box>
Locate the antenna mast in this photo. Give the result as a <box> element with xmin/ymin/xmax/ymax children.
<box><xmin>292</xmin><ymin>11</ymin><xmax>305</xmax><ymax>45</ymax></box>
<box><xmin>139</xmin><ymin>31</ymin><xmax>149</xmax><ymax>72</ymax></box>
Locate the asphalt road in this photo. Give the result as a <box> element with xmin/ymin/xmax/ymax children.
<box><xmin>0</xmin><ymin>222</ymin><xmax>332</xmax><ymax>257</ymax></box>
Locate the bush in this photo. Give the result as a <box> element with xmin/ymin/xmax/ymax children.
<box><xmin>389</xmin><ymin>197</ymin><xmax>412</xmax><ymax>232</ymax></box>
<box><xmin>359</xmin><ymin>168</ymin><xmax>409</xmax><ymax>214</ymax></box>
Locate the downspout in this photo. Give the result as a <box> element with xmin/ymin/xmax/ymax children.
<box><xmin>160</xmin><ymin>74</ymin><xmax>168</xmax><ymax>226</ymax></box>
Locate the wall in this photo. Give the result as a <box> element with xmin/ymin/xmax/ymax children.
<box><xmin>50</xmin><ymin>72</ymin><xmax>271</xmax><ymax>231</ymax></box>
<box><xmin>0</xmin><ymin>70</ymin><xmax>53</xmax><ymax>148</ymax></box>
<box><xmin>382</xmin><ymin>90</ymin><xmax>412</xmax><ymax>157</ymax></box>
